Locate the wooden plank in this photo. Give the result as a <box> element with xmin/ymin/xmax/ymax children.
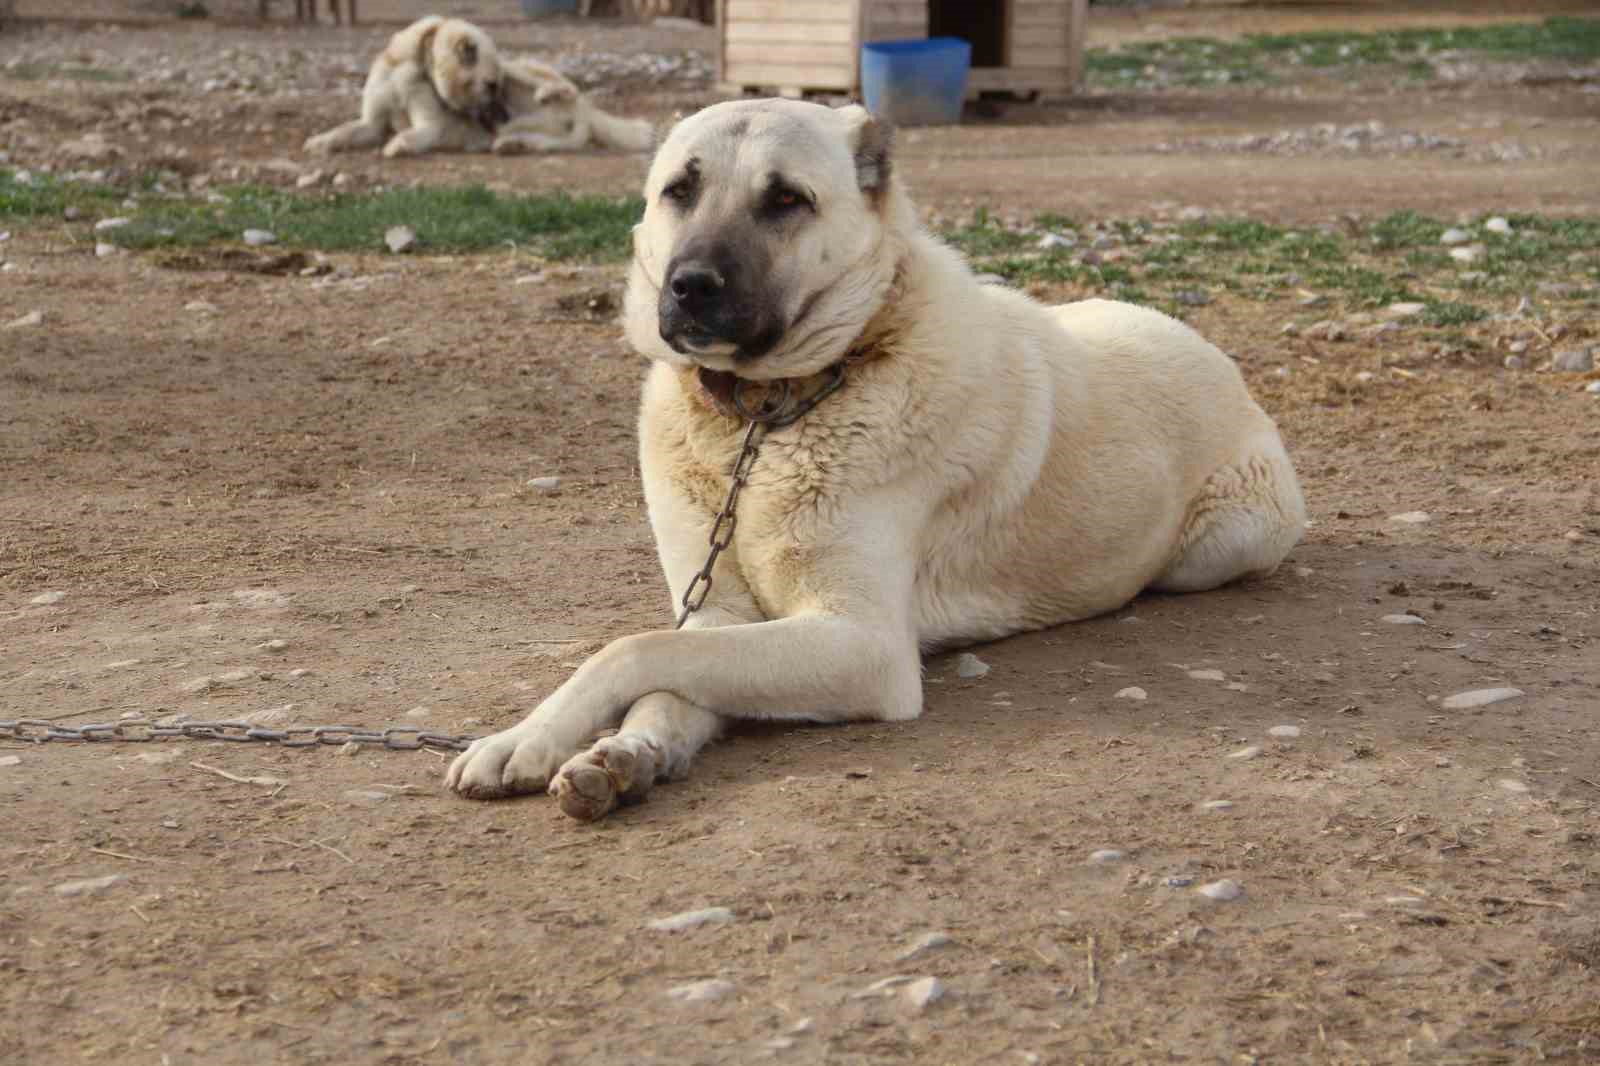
<box><xmin>717</xmin><ymin>0</ymin><xmax>729</xmax><ymax>83</ymax></box>
<box><xmin>1065</xmin><ymin>0</ymin><xmax>1088</xmax><ymax>90</ymax></box>
<box><xmin>967</xmin><ymin>66</ymin><xmax>1070</xmax><ymax>92</ymax></box>
<box><xmin>727</xmin><ymin>21</ymin><xmax>856</xmax><ymax>44</ymax></box>
<box><xmin>724</xmin><ymin>61</ymin><xmax>856</xmax><ymax>88</ymax></box>
<box><xmin>726</xmin><ymin>41</ymin><xmax>855</xmax><ymax>65</ymax></box>
<box><xmin>724</xmin><ymin>0</ymin><xmax>854</xmax><ymax>21</ymax></box>
<box><xmin>1011</xmin><ymin>45</ymin><xmax>1067</xmax><ymax>69</ymax></box>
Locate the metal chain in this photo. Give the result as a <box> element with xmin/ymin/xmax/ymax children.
<box><xmin>0</xmin><ymin>718</ymin><xmax>479</xmax><ymax>752</ymax></box>
<box><xmin>674</xmin><ymin>363</ymin><xmax>849</xmax><ymax>630</ymax></box>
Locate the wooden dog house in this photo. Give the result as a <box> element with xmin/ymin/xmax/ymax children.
<box><xmin>718</xmin><ymin>0</ymin><xmax>1088</xmax><ymax>100</ymax></box>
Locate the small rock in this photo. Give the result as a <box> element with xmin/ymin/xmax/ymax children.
<box><xmin>1381</xmin><ymin>614</ymin><xmax>1425</xmax><ymax>625</ymax></box>
<box><xmin>6</xmin><ymin>310</ymin><xmax>45</xmax><ymax>329</ymax></box>
<box><xmin>1483</xmin><ymin>216</ymin><xmax>1512</xmax><ymax>235</ymax></box>
<box><xmin>55</xmin><ymin>874</ymin><xmax>126</xmax><ymax>897</ymax></box>
<box><xmin>1588</xmin><ymin>382</ymin><xmax>1600</xmax><ymax>395</ymax></box>
<box><xmin>526</xmin><ymin>476</ymin><xmax>561</xmax><ymax>493</ymax></box>
<box><xmin>1088</xmin><ymin>849</ymin><xmax>1126</xmax><ymax>864</ymax></box>
<box><xmin>1197</xmin><ymin>879</ymin><xmax>1244</xmax><ymax>902</ymax></box>
<box><xmin>0</xmin><ymin>755</ymin><xmax>21</xmax><ymax>768</ymax></box>
<box><xmin>648</xmin><ymin>907</ymin><xmax>735</xmax><ymax>932</ymax></box>
<box><xmin>1386</xmin><ymin>896</ymin><xmax>1426</xmax><ymax>908</ymax></box>
<box><xmin>1227</xmin><ymin>746</ymin><xmax>1263</xmax><ymax>760</ymax></box>
<box><xmin>338</xmin><ymin>741</ymin><xmax>361</xmax><ymax>756</ymax></box>
<box><xmin>178</xmin><ymin>676</ymin><xmax>214</xmax><ymax>695</ymax></box>
<box><xmin>1036</xmin><ymin>232</ymin><xmax>1074</xmax><ymax>250</ymax></box>
<box><xmin>1385</xmin><ymin>301</ymin><xmax>1426</xmax><ymax>319</ymax></box>
<box><xmin>1497</xmin><ymin>778</ymin><xmax>1530</xmax><ymax>794</ymax></box>
<box><xmin>1173</xmin><ymin>289</ymin><xmax>1210</xmax><ymax>307</ymax></box>
<box><xmin>1434</xmin><ymin>756</ymin><xmax>1452</xmax><ymax>768</ymax></box>
<box><xmin>29</xmin><ymin>590</ymin><xmax>66</xmax><ymax>605</ymax></box>
<box><xmin>667</xmin><ymin>979</ymin><xmax>736</xmax><ymax>1004</ymax></box>
<box><xmin>1567</xmin><ymin>529</ymin><xmax>1586</xmax><ymax>542</ymax></box>
<box><xmin>184</xmin><ymin>300</ymin><xmax>218</xmax><ymax>313</ymax></box>
<box><xmin>1388</xmin><ymin>511</ymin><xmax>1431</xmax><ymax>524</ymax></box>
<box><xmin>259</xmin><ymin>639</ymin><xmax>289</xmax><ymax>653</ymax></box>
<box><xmin>295</xmin><ymin>169</ymin><xmax>325</xmax><ymax>189</ymax></box>
<box><xmin>384</xmin><ymin>225</ymin><xmax>416</xmax><ymax>254</ymax></box>
<box><xmin>241</xmin><ymin>228</ymin><xmax>277</xmax><ymax>247</ymax></box>
<box><xmin>1503</xmin><ymin>356</ymin><xmax>1525</xmax><ymax>371</ymax></box>
<box><xmin>853</xmin><ymin>975</ymin><xmax>915</xmax><ymax>999</ymax></box>
<box><xmin>1177</xmin><ymin>205</ymin><xmax>1208</xmax><ymax>222</ymax></box>
<box><xmin>901</xmin><ymin>976</ymin><xmax>944</xmax><ymax>1011</ymax></box>
<box><xmin>342</xmin><ymin>789</ymin><xmax>390</xmax><ymax>805</ymax></box>
<box><xmin>1279</xmin><ymin>322</ymin><xmax>1300</xmax><ymax>336</ymax></box>
<box><xmin>1267</xmin><ymin>725</ymin><xmax>1301</xmax><ymax>739</ymax></box>
<box><xmin>1165</xmin><ymin>875</ymin><xmax>1195</xmax><ymax>888</ymax></box>
<box><xmin>1551</xmin><ymin>348</ymin><xmax>1594</xmax><ymax>373</ymax></box>
<box><xmin>1187</xmin><ymin>668</ymin><xmax>1226</xmax><ymax>682</ymax></box>
<box><xmin>404</xmin><ymin>705</ymin><xmax>431</xmax><ymax>720</ymax></box>
<box><xmin>955</xmin><ymin>653</ymin><xmax>990</xmax><ymax>679</ymax></box>
<box><xmin>287</xmin><ymin>668</ymin><xmax>312</xmax><ymax>679</ymax></box>
<box><xmin>332</xmin><ymin>172</ymin><xmax>351</xmax><ymax>188</ymax></box>
<box><xmin>1114</xmin><ymin>686</ymin><xmax>1147</xmax><ymax>701</ymax></box>
<box><xmin>94</xmin><ymin>217</ymin><xmax>132</xmax><ymax>232</ymax></box>
<box><xmin>1224</xmin><ymin>681</ymin><xmax>1249</xmax><ymax>692</ymax></box>
<box><xmin>1449</xmin><ymin>245</ymin><xmax>1483</xmax><ymax>264</ymax></box>
<box><xmin>896</xmin><ymin>931</ymin><xmax>954</xmax><ymax>961</ymax></box>
<box><xmin>1296</xmin><ymin>293</ymin><xmax>1327</xmax><ymax>308</ymax></box>
<box><xmin>1439</xmin><ymin>227</ymin><xmax>1471</xmax><ymax>246</ymax></box>
<box><xmin>63</xmin><ymin>206</ymin><xmax>83</xmax><ymax>221</ymax></box>
<box><xmin>94</xmin><ymin>242</ymin><xmax>118</xmax><ymax>258</ymax></box>
<box><xmin>1200</xmin><ymin>799</ymin><xmax>1235</xmax><ymax>812</ymax></box>
<box><xmin>1441</xmin><ymin>687</ymin><xmax>1523</xmax><ymax>710</ymax></box>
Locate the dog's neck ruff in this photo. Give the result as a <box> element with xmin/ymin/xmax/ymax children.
<box><xmin>694</xmin><ymin>360</ymin><xmax>848</xmax><ymax>429</ymax></box>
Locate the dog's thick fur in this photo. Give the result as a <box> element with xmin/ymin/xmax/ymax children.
<box><xmin>482</xmin><ymin>56</ymin><xmax>654</xmax><ymax>155</ymax></box>
<box><xmin>303</xmin><ymin>16</ymin><xmax>504</xmax><ymax>158</ymax></box>
<box><xmin>446</xmin><ymin>99</ymin><xmax>1306</xmax><ymax>819</ymax></box>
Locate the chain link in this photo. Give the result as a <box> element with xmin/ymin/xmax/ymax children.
<box><xmin>0</xmin><ymin>718</ymin><xmax>480</xmax><ymax>752</ymax></box>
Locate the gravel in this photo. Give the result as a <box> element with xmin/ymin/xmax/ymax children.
<box><xmin>1197</xmin><ymin>879</ymin><xmax>1245</xmax><ymax>902</ymax></box>
<box><xmin>1441</xmin><ymin>687</ymin><xmax>1524</xmax><ymax>710</ymax></box>
<box><xmin>955</xmin><ymin>653</ymin><xmax>990</xmax><ymax>679</ymax></box>
<box><xmin>1114</xmin><ymin>686</ymin><xmax>1147</xmax><ymax>700</ymax></box>
<box><xmin>648</xmin><ymin>906</ymin><xmax>735</xmax><ymax>932</ymax></box>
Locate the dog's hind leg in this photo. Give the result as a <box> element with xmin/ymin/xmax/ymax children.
<box><xmin>303</xmin><ymin>117</ymin><xmax>385</xmax><ymax>155</ymax></box>
<box><xmin>1151</xmin><ymin>438</ymin><xmax>1306</xmax><ymax>593</ymax></box>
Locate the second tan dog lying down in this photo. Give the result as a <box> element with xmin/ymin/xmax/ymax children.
<box><xmin>445</xmin><ymin>99</ymin><xmax>1307</xmax><ymax>819</ymax></box>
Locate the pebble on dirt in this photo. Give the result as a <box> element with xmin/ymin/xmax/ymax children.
<box><xmin>1197</xmin><ymin>879</ymin><xmax>1245</xmax><ymax>901</ymax></box>
<box><xmin>955</xmin><ymin>652</ymin><xmax>990</xmax><ymax>679</ymax></box>
<box><xmin>29</xmin><ymin>590</ymin><xmax>66</xmax><ymax>605</ymax></box>
<box><xmin>242</xmin><ymin>228</ymin><xmax>277</xmax><ymax>246</ymax></box>
<box><xmin>384</xmin><ymin>225</ymin><xmax>417</xmax><ymax>254</ymax></box>
<box><xmin>93</xmin><ymin>217</ymin><xmax>131</xmax><ymax>232</ymax></box>
<box><xmin>1440</xmin><ymin>687</ymin><xmax>1524</xmax><ymax>710</ymax></box>
<box><xmin>1381</xmin><ymin>613</ymin><xmax>1425</xmax><ymax>625</ymax></box>
<box><xmin>1439</xmin><ymin>227</ymin><xmax>1471</xmax><ymax>245</ymax></box>
<box><xmin>666</xmin><ymin>979</ymin><xmax>736</xmax><ymax>1004</ymax></box>
<box><xmin>259</xmin><ymin>638</ymin><xmax>288</xmax><ymax>653</ymax></box>
<box><xmin>1200</xmin><ymin>799</ymin><xmax>1235</xmax><ymax>811</ymax></box>
<box><xmin>1388</xmin><ymin>511</ymin><xmax>1431</xmax><ymax>524</ymax></box>
<box><xmin>1484</xmin><ymin>216</ymin><xmax>1512</xmax><ymax>234</ymax></box>
<box><xmin>647</xmin><ymin>906</ymin><xmax>735</xmax><ymax>932</ymax></box>
<box><xmin>1497</xmin><ymin>778</ymin><xmax>1531</xmax><ymax>794</ymax></box>
<box><xmin>342</xmin><ymin>789</ymin><xmax>390</xmax><ymax>805</ymax></box>
<box><xmin>1227</xmin><ymin>745</ymin><xmax>1263</xmax><ymax>760</ymax></box>
<box><xmin>896</xmin><ymin>931</ymin><xmax>955</xmax><ymax>960</ymax></box>
<box><xmin>1268</xmin><ymin>725</ymin><xmax>1301</xmax><ymax>739</ymax></box>
<box><xmin>902</xmin><ymin>976</ymin><xmax>945</xmax><ymax>1011</ymax></box>
<box><xmin>55</xmin><ymin>874</ymin><xmax>127</xmax><ymax>897</ymax></box>
<box><xmin>0</xmin><ymin>755</ymin><xmax>21</xmax><ymax>768</ymax></box>
<box><xmin>1551</xmin><ymin>348</ymin><xmax>1594</xmax><ymax>373</ymax></box>
<box><xmin>1088</xmin><ymin>849</ymin><xmax>1126</xmax><ymax>863</ymax></box>
<box><xmin>7</xmin><ymin>310</ymin><xmax>44</xmax><ymax>329</ymax></box>
<box><xmin>526</xmin><ymin>476</ymin><xmax>562</xmax><ymax>493</ymax></box>
<box><xmin>1187</xmin><ymin>668</ymin><xmax>1226</xmax><ymax>682</ymax></box>
<box><xmin>1114</xmin><ymin>686</ymin><xmax>1147</xmax><ymax>700</ymax></box>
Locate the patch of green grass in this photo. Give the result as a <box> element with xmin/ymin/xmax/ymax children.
<box><xmin>1422</xmin><ymin>300</ymin><xmax>1488</xmax><ymax>327</ymax></box>
<box><xmin>1</xmin><ymin>171</ymin><xmax>643</xmax><ymax>260</ymax></box>
<box><xmin>1085</xmin><ymin>16</ymin><xmax>1600</xmax><ymax>89</ymax></box>
<box><xmin>1370</xmin><ymin>209</ymin><xmax>1446</xmax><ymax>251</ymax></box>
<box><xmin>2</xmin><ymin>63</ymin><xmax>132</xmax><ymax>83</ymax></box>
<box><xmin>940</xmin><ymin>211</ymin><xmax>1037</xmax><ymax>258</ymax></box>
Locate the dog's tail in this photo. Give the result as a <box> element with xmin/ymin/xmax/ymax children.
<box><xmin>584</xmin><ymin>102</ymin><xmax>655</xmax><ymax>153</ymax></box>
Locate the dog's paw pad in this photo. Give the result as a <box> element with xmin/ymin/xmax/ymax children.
<box><xmin>551</xmin><ymin>738</ymin><xmax>657</xmax><ymax>822</ymax></box>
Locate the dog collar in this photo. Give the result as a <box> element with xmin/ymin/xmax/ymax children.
<box><xmin>695</xmin><ymin>362</ymin><xmax>848</xmax><ymax>428</ymax></box>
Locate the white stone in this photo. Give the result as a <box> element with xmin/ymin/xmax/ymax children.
<box><xmin>0</xmin><ymin>755</ymin><xmax>21</xmax><ymax>768</ymax></box>
<box><xmin>1037</xmin><ymin>232</ymin><xmax>1075</xmax><ymax>250</ymax></box>
<box><xmin>1200</xmin><ymin>799</ymin><xmax>1235</xmax><ymax>812</ymax></box>
<box><xmin>95</xmin><ymin>242</ymin><xmax>118</xmax><ymax>258</ymax></box>
<box><xmin>955</xmin><ymin>653</ymin><xmax>990</xmax><ymax>679</ymax></box>
<box><xmin>1187</xmin><ymin>668</ymin><xmax>1226</xmax><ymax>682</ymax></box>
<box><xmin>896</xmin><ymin>931</ymin><xmax>955</xmax><ymax>961</ymax></box>
<box><xmin>526</xmin><ymin>476</ymin><xmax>561</xmax><ymax>493</ymax></box>
<box><xmin>384</xmin><ymin>225</ymin><xmax>416</xmax><ymax>254</ymax></box>
<box><xmin>1450</xmin><ymin>245</ymin><xmax>1483</xmax><ymax>264</ymax></box>
<box><xmin>902</xmin><ymin>976</ymin><xmax>945</xmax><ymax>1010</ymax></box>
<box><xmin>295</xmin><ymin>169</ymin><xmax>325</xmax><ymax>189</ymax></box>
<box><xmin>1197</xmin><ymin>879</ymin><xmax>1244</xmax><ymax>901</ymax></box>
<box><xmin>29</xmin><ymin>590</ymin><xmax>66</xmax><ymax>605</ymax></box>
<box><xmin>241</xmin><ymin>228</ymin><xmax>277</xmax><ymax>246</ymax></box>
<box><xmin>1382</xmin><ymin>613</ymin><xmax>1425</xmax><ymax>625</ymax></box>
<box><xmin>232</xmin><ymin>588</ymin><xmax>288</xmax><ymax>609</ymax></box>
<box><xmin>666</xmin><ymin>979</ymin><xmax>735</xmax><ymax>1004</ymax></box>
<box><xmin>1267</xmin><ymin>725</ymin><xmax>1301</xmax><ymax>739</ymax></box>
<box><xmin>1385</xmin><ymin>896</ymin><xmax>1425</xmax><ymax>907</ymax></box>
<box><xmin>259</xmin><ymin>639</ymin><xmax>289</xmax><ymax>653</ymax></box>
<box><xmin>648</xmin><ymin>907</ymin><xmax>735</xmax><ymax>932</ymax></box>
<box><xmin>55</xmin><ymin>874</ymin><xmax>126</xmax><ymax>897</ymax></box>
<box><xmin>1088</xmin><ymin>849</ymin><xmax>1125</xmax><ymax>864</ymax></box>
<box><xmin>1439</xmin><ymin>227</ymin><xmax>1471</xmax><ymax>245</ymax></box>
<box><xmin>1388</xmin><ymin>511</ymin><xmax>1431</xmax><ymax>524</ymax></box>
<box><xmin>852</xmin><ymin>975</ymin><xmax>915</xmax><ymax>998</ymax></box>
<box><xmin>1385</xmin><ymin>301</ymin><xmax>1426</xmax><ymax>319</ymax></box>
<box><xmin>1497</xmin><ymin>778</ymin><xmax>1530</xmax><ymax>794</ymax></box>
<box><xmin>1440</xmin><ymin>687</ymin><xmax>1523</xmax><ymax>710</ymax></box>
<box><xmin>1588</xmin><ymin>382</ymin><xmax>1600</xmax><ymax>395</ymax></box>
<box><xmin>1483</xmin><ymin>216</ymin><xmax>1512</xmax><ymax>235</ymax></box>
<box><xmin>342</xmin><ymin>789</ymin><xmax>390</xmax><ymax>805</ymax></box>
<box><xmin>184</xmin><ymin>300</ymin><xmax>218</xmax><ymax>313</ymax></box>
<box><xmin>404</xmin><ymin>705</ymin><xmax>431</xmax><ymax>720</ymax></box>
<box><xmin>1114</xmin><ymin>686</ymin><xmax>1147</xmax><ymax>701</ymax></box>
<box><xmin>6</xmin><ymin>310</ymin><xmax>44</xmax><ymax>329</ymax></box>
<box><xmin>1227</xmin><ymin>746</ymin><xmax>1263</xmax><ymax>760</ymax></box>
<box><xmin>94</xmin><ymin>217</ymin><xmax>132</xmax><ymax>232</ymax></box>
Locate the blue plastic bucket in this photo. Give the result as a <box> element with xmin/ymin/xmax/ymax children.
<box><xmin>860</xmin><ymin>37</ymin><xmax>972</xmax><ymax>127</ymax></box>
<box><xmin>522</xmin><ymin>0</ymin><xmax>578</xmax><ymax>15</ymax></box>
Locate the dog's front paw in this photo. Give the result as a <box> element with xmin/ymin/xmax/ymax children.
<box><xmin>445</xmin><ymin>725</ymin><xmax>577</xmax><ymax>799</ymax></box>
<box><xmin>549</xmin><ymin>734</ymin><xmax>662</xmax><ymax>821</ymax></box>
<box><xmin>302</xmin><ymin>134</ymin><xmax>333</xmax><ymax>156</ymax></box>
<box><xmin>491</xmin><ymin>136</ymin><xmax>527</xmax><ymax>156</ymax></box>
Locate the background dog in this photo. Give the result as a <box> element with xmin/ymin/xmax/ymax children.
<box><xmin>446</xmin><ymin>99</ymin><xmax>1307</xmax><ymax>820</ymax></box>
<box><xmin>485</xmin><ymin>57</ymin><xmax>654</xmax><ymax>155</ymax></box>
<box><xmin>303</xmin><ymin>16</ymin><xmax>506</xmax><ymax>158</ymax></box>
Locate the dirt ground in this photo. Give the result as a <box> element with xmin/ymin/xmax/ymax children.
<box><xmin>2</xmin><ymin>4</ymin><xmax>1599</xmax><ymax>1065</ymax></box>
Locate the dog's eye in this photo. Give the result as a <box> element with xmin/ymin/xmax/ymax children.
<box><xmin>764</xmin><ymin>186</ymin><xmax>810</xmax><ymax>216</ymax></box>
<box><xmin>662</xmin><ymin>179</ymin><xmax>696</xmax><ymax>208</ymax></box>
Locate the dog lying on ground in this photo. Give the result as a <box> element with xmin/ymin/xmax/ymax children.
<box><xmin>446</xmin><ymin>99</ymin><xmax>1307</xmax><ymax>819</ymax></box>
<box><xmin>303</xmin><ymin>15</ymin><xmax>506</xmax><ymax>157</ymax></box>
<box><xmin>303</xmin><ymin>15</ymin><xmax>652</xmax><ymax>157</ymax></box>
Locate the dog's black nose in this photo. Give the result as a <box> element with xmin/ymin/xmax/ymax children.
<box><xmin>668</xmin><ymin>262</ymin><xmax>725</xmax><ymax>315</ymax></box>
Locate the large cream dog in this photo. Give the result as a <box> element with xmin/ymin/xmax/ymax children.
<box><xmin>447</xmin><ymin>99</ymin><xmax>1306</xmax><ymax>819</ymax></box>
<box><xmin>303</xmin><ymin>16</ymin><xmax>506</xmax><ymax>158</ymax></box>
<box><xmin>481</xmin><ymin>56</ymin><xmax>654</xmax><ymax>155</ymax></box>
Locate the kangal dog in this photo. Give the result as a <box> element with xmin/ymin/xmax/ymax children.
<box><xmin>447</xmin><ymin>99</ymin><xmax>1306</xmax><ymax>820</ymax></box>
<box><xmin>303</xmin><ymin>16</ymin><xmax>506</xmax><ymax>157</ymax></box>
<box><xmin>481</xmin><ymin>55</ymin><xmax>653</xmax><ymax>155</ymax></box>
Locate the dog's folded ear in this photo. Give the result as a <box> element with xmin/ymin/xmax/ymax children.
<box><xmin>416</xmin><ymin>24</ymin><xmax>440</xmax><ymax>67</ymax></box>
<box><xmin>838</xmin><ymin>104</ymin><xmax>893</xmax><ymax>199</ymax></box>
